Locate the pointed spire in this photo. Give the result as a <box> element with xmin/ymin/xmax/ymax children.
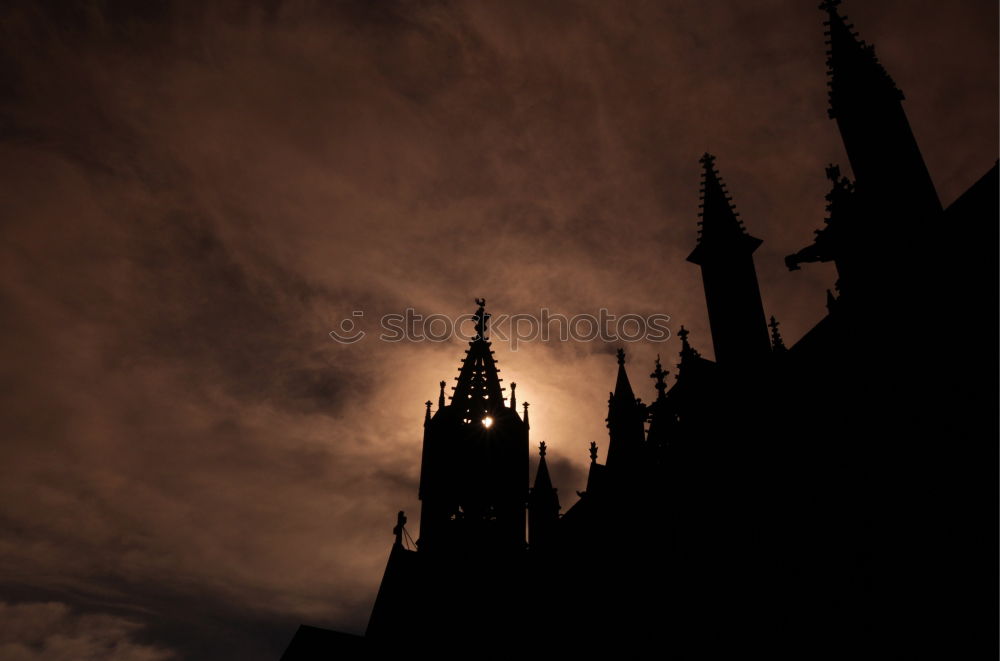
<box><xmin>769</xmin><ymin>316</ymin><xmax>787</xmax><ymax>352</ymax></box>
<box><xmin>606</xmin><ymin>348</ymin><xmax>645</xmax><ymax>469</ymax></box>
<box><xmin>688</xmin><ymin>153</ymin><xmax>762</xmax><ymax>264</ymax></box>
<box><xmin>437</xmin><ymin>380</ymin><xmax>446</xmax><ymax>408</ymax></box>
<box><xmin>424</xmin><ymin>400</ymin><xmax>432</xmax><ymax>424</ymax></box>
<box><xmin>613</xmin><ymin>348</ymin><xmax>636</xmax><ymax>403</ymax></box>
<box><xmin>687</xmin><ymin>154</ymin><xmax>771</xmax><ymax>365</ymax></box>
<box><xmin>820</xmin><ymin>1</ymin><xmax>941</xmax><ymax>218</ymax></box>
<box><xmin>450</xmin><ymin>299</ymin><xmax>505</xmax><ymax>424</ymax></box>
<box><xmin>509</xmin><ymin>382</ymin><xmax>517</xmax><ymax>410</ymax></box>
<box><xmin>650</xmin><ymin>354</ymin><xmax>668</xmax><ymax>400</ymax></box>
<box><xmin>822</xmin><ymin>0</ymin><xmax>902</xmax><ymax>119</ymax></box>
<box><xmin>677</xmin><ymin>326</ymin><xmax>701</xmax><ymax>360</ymax></box>
<box><xmin>528</xmin><ymin>439</ymin><xmax>560</xmax><ymax>550</ymax></box>
<box><xmin>522</xmin><ymin>401</ymin><xmax>530</xmax><ymax>428</ymax></box>
<box><xmin>589</xmin><ymin>441</ymin><xmax>598</xmax><ymax>464</ymax></box>
<box><xmin>533</xmin><ymin>441</ymin><xmax>553</xmax><ymax>492</ymax></box>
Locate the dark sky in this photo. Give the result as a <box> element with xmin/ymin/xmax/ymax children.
<box><xmin>0</xmin><ymin>1</ymin><xmax>995</xmax><ymax>659</ymax></box>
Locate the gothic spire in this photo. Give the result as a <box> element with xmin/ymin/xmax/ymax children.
<box><xmin>688</xmin><ymin>153</ymin><xmax>762</xmax><ymax>265</ymax></box>
<box><xmin>438</xmin><ymin>380</ymin><xmax>446</xmax><ymax>409</ymax></box>
<box><xmin>450</xmin><ymin>299</ymin><xmax>505</xmax><ymax>424</ymax></box>
<box><xmin>589</xmin><ymin>441</ymin><xmax>599</xmax><ymax>464</ymax></box>
<box><xmin>686</xmin><ymin>153</ymin><xmax>771</xmax><ymax>365</ymax></box>
<box><xmin>509</xmin><ymin>382</ymin><xmax>517</xmax><ymax>410</ymax></box>
<box><xmin>533</xmin><ymin>441</ymin><xmax>553</xmax><ymax>492</ymax></box>
<box><xmin>522</xmin><ymin>401</ymin><xmax>530</xmax><ymax>428</ymax></box>
<box><xmin>819</xmin><ymin>0</ymin><xmax>941</xmax><ymax>218</ymax></box>
<box><xmin>528</xmin><ymin>440</ymin><xmax>560</xmax><ymax>550</ymax></box>
<box><xmin>613</xmin><ymin>348</ymin><xmax>636</xmax><ymax>403</ymax></box>
<box><xmin>822</xmin><ymin>0</ymin><xmax>902</xmax><ymax>120</ymax></box>
<box><xmin>606</xmin><ymin>348</ymin><xmax>645</xmax><ymax>469</ymax></box>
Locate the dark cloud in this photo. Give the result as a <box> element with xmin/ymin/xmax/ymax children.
<box><xmin>0</xmin><ymin>601</ymin><xmax>174</xmax><ymax>661</ymax></box>
<box><xmin>0</xmin><ymin>0</ymin><xmax>995</xmax><ymax>658</ymax></box>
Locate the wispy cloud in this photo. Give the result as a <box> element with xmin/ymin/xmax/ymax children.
<box><xmin>0</xmin><ymin>1</ymin><xmax>995</xmax><ymax>659</ymax></box>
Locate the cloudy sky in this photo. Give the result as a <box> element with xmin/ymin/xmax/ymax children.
<box><xmin>0</xmin><ymin>0</ymin><xmax>995</xmax><ymax>658</ymax></box>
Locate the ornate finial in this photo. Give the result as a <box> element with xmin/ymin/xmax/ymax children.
<box><xmin>509</xmin><ymin>382</ymin><xmax>517</xmax><ymax>409</ymax></box>
<box><xmin>472</xmin><ymin>298</ymin><xmax>490</xmax><ymax>341</ymax></box>
<box><xmin>769</xmin><ymin>316</ymin><xmax>787</xmax><ymax>352</ymax></box>
<box><xmin>539</xmin><ymin>441</ymin><xmax>546</xmax><ymax>457</ymax></box>
<box><xmin>589</xmin><ymin>441</ymin><xmax>598</xmax><ymax>464</ymax></box>
<box><xmin>699</xmin><ymin>152</ymin><xmax>716</xmax><ymax>168</ymax></box>
<box><xmin>425</xmin><ymin>400</ymin><xmax>432</xmax><ymax>423</ymax></box>
<box><xmin>393</xmin><ymin>510</ymin><xmax>407</xmax><ymax>546</ymax></box>
<box><xmin>677</xmin><ymin>325</ymin><xmax>701</xmax><ymax>360</ymax></box>
<box><xmin>616</xmin><ymin>348</ymin><xmax>626</xmax><ymax>366</ymax></box>
<box><xmin>650</xmin><ymin>354</ymin><xmax>668</xmax><ymax>400</ymax></box>
<box><xmin>438</xmin><ymin>381</ymin><xmax>446</xmax><ymax>408</ymax></box>
<box><xmin>522</xmin><ymin>401</ymin><xmax>530</xmax><ymax>426</ymax></box>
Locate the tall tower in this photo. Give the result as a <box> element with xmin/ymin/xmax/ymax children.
<box><xmin>417</xmin><ymin>299</ymin><xmax>528</xmax><ymax>555</ymax></box>
<box><xmin>786</xmin><ymin>2</ymin><xmax>945</xmax><ymax>299</ymax></box>
<box><xmin>687</xmin><ymin>154</ymin><xmax>771</xmax><ymax>366</ymax></box>
<box><xmin>823</xmin><ymin>0</ymin><xmax>941</xmax><ymax>217</ymax></box>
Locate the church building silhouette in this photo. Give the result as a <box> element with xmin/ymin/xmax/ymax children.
<box><xmin>281</xmin><ymin>2</ymin><xmax>998</xmax><ymax>657</ymax></box>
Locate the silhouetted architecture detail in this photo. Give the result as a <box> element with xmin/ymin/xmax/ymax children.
<box><xmin>281</xmin><ymin>4</ymin><xmax>997</xmax><ymax>658</ymax></box>
<box><xmin>527</xmin><ymin>442</ymin><xmax>560</xmax><ymax>550</ymax></box>
<box><xmin>687</xmin><ymin>153</ymin><xmax>771</xmax><ymax>366</ymax></box>
<box><xmin>822</xmin><ymin>0</ymin><xmax>941</xmax><ymax>217</ymax></box>
<box><xmin>416</xmin><ymin>299</ymin><xmax>526</xmax><ymax>556</ymax></box>
<box><xmin>768</xmin><ymin>316</ymin><xmax>787</xmax><ymax>352</ymax></box>
<box><xmin>604</xmin><ymin>348</ymin><xmax>646</xmax><ymax>469</ymax></box>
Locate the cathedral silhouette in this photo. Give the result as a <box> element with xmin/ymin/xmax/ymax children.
<box><xmin>281</xmin><ymin>2</ymin><xmax>998</xmax><ymax>658</ymax></box>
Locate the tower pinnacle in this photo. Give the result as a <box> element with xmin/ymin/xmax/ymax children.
<box><xmin>686</xmin><ymin>154</ymin><xmax>771</xmax><ymax>365</ymax></box>
<box><xmin>688</xmin><ymin>153</ymin><xmax>762</xmax><ymax>265</ymax></box>
<box><xmin>650</xmin><ymin>355</ymin><xmax>669</xmax><ymax>400</ymax></box>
